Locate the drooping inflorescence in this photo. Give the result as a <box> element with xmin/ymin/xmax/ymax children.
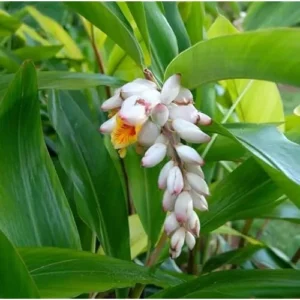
<box><xmin>100</xmin><ymin>73</ymin><xmax>211</xmax><ymax>258</ymax></box>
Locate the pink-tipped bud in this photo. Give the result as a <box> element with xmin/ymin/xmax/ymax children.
<box><xmin>185</xmin><ymin>164</ymin><xmax>204</xmax><ymax>178</ymax></box>
<box><xmin>162</xmin><ymin>190</ymin><xmax>177</xmax><ymax>212</ymax></box>
<box><xmin>190</xmin><ymin>190</ymin><xmax>208</xmax><ymax>211</ymax></box>
<box><xmin>197</xmin><ymin>112</ymin><xmax>212</xmax><ymax>126</ymax></box>
<box><xmin>169</xmin><ymin>104</ymin><xmax>199</xmax><ymax>124</ymax></box>
<box><xmin>140</xmin><ymin>89</ymin><xmax>161</xmax><ymax>109</ymax></box>
<box><xmin>119</xmin><ymin>104</ymin><xmax>147</xmax><ymax>126</ymax></box>
<box><xmin>133</xmin><ymin>78</ymin><xmax>157</xmax><ymax>89</ymax></box>
<box><xmin>167</xmin><ymin>166</ymin><xmax>184</xmax><ymax>195</ymax></box>
<box><xmin>99</xmin><ymin>115</ymin><xmax>116</xmax><ymax>134</ymax></box>
<box><xmin>170</xmin><ymin>227</ymin><xmax>185</xmax><ymax>251</ymax></box>
<box><xmin>142</xmin><ymin>143</ymin><xmax>167</xmax><ymax>168</ymax></box>
<box><xmin>174</xmin><ymin>87</ymin><xmax>193</xmax><ymax>104</ymax></box>
<box><xmin>101</xmin><ymin>94</ymin><xmax>122</xmax><ymax>111</ymax></box>
<box><xmin>160</xmin><ymin>74</ymin><xmax>181</xmax><ymax>105</ymax></box>
<box><xmin>158</xmin><ymin>160</ymin><xmax>175</xmax><ymax>189</ymax></box>
<box><xmin>172</xmin><ymin>118</ymin><xmax>211</xmax><ymax>143</ymax></box>
<box><xmin>151</xmin><ymin>103</ymin><xmax>169</xmax><ymax>126</ymax></box>
<box><xmin>174</xmin><ymin>191</ymin><xmax>193</xmax><ymax>223</ymax></box>
<box><xmin>175</xmin><ymin>145</ymin><xmax>204</xmax><ymax>165</ymax></box>
<box><xmin>188</xmin><ymin>211</ymin><xmax>200</xmax><ymax>237</ymax></box>
<box><xmin>185</xmin><ymin>231</ymin><xmax>196</xmax><ymax>250</ymax></box>
<box><xmin>186</xmin><ymin>172</ymin><xmax>209</xmax><ymax>196</ymax></box>
<box><xmin>169</xmin><ymin>248</ymin><xmax>181</xmax><ymax>259</ymax></box>
<box><xmin>138</xmin><ymin>120</ymin><xmax>160</xmax><ymax>146</ymax></box>
<box><xmin>121</xmin><ymin>82</ymin><xmax>150</xmax><ymax>99</ymax></box>
<box><xmin>164</xmin><ymin>212</ymin><xmax>180</xmax><ymax>235</ymax></box>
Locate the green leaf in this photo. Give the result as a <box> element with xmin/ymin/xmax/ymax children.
<box><xmin>163</xmin><ymin>2</ymin><xmax>191</xmax><ymax>52</ymax></box>
<box><xmin>0</xmin><ymin>62</ymin><xmax>80</xmax><ymax>248</ymax></box>
<box><xmin>26</xmin><ymin>6</ymin><xmax>83</xmax><ymax>60</ymax></box>
<box><xmin>207</xmin><ymin>122</ymin><xmax>300</xmax><ymax>208</ymax></box>
<box><xmin>201</xmin><ymin>158</ymin><xmax>283</xmax><ymax>233</ymax></box>
<box><xmin>0</xmin><ymin>71</ymin><xmax>125</xmax><ymax>97</ymax></box>
<box><xmin>144</xmin><ymin>2</ymin><xmax>178</xmax><ymax>77</ymax></box>
<box><xmin>13</xmin><ymin>45</ymin><xmax>63</xmax><ymax>61</ymax></box>
<box><xmin>208</xmin><ymin>15</ymin><xmax>285</xmax><ymax>125</ymax></box>
<box><xmin>127</xmin><ymin>2</ymin><xmax>151</xmax><ymax>52</ymax></box>
<box><xmin>48</xmin><ymin>91</ymin><xmax>130</xmax><ymax>260</ymax></box>
<box><xmin>124</xmin><ymin>148</ymin><xmax>165</xmax><ymax>246</ymax></box>
<box><xmin>165</xmin><ymin>28</ymin><xmax>300</xmax><ymax>89</ymax></box>
<box><xmin>66</xmin><ymin>2</ymin><xmax>143</xmax><ymax>66</ymax></box>
<box><xmin>203</xmin><ymin>245</ymin><xmax>264</xmax><ymax>273</ymax></box>
<box><xmin>244</xmin><ymin>2</ymin><xmax>300</xmax><ymax>30</ymax></box>
<box><xmin>0</xmin><ymin>13</ymin><xmax>21</xmax><ymax>36</ymax></box>
<box><xmin>152</xmin><ymin>270</ymin><xmax>300</xmax><ymax>298</ymax></box>
<box><xmin>19</xmin><ymin>247</ymin><xmax>184</xmax><ymax>298</ymax></box>
<box><xmin>0</xmin><ymin>47</ymin><xmax>21</xmax><ymax>72</ymax></box>
<box><xmin>0</xmin><ymin>230</ymin><xmax>40</xmax><ymax>298</ymax></box>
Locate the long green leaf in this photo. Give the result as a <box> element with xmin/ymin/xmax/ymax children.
<box><xmin>48</xmin><ymin>91</ymin><xmax>130</xmax><ymax>260</ymax></box>
<box><xmin>19</xmin><ymin>247</ymin><xmax>184</xmax><ymax>298</ymax></box>
<box><xmin>124</xmin><ymin>148</ymin><xmax>165</xmax><ymax>246</ymax></box>
<box><xmin>165</xmin><ymin>28</ymin><xmax>300</xmax><ymax>89</ymax></box>
<box><xmin>152</xmin><ymin>270</ymin><xmax>300</xmax><ymax>298</ymax></box>
<box><xmin>14</xmin><ymin>45</ymin><xmax>63</xmax><ymax>61</ymax></box>
<box><xmin>244</xmin><ymin>2</ymin><xmax>300</xmax><ymax>30</ymax></box>
<box><xmin>0</xmin><ymin>230</ymin><xmax>40</xmax><ymax>298</ymax></box>
<box><xmin>0</xmin><ymin>62</ymin><xmax>80</xmax><ymax>248</ymax></box>
<box><xmin>201</xmin><ymin>158</ymin><xmax>283</xmax><ymax>233</ymax></box>
<box><xmin>207</xmin><ymin>15</ymin><xmax>284</xmax><ymax>125</ymax></box>
<box><xmin>66</xmin><ymin>2</ymin><xmax>143</xmax><ymax>66</ymax></box>
<box><xmin>0</xmin><ymin>71</ymin><xmax>125</xmax><ymax>97</ymax></box>
<box><xmin>206</xmin><ymin>122</ymin><xmax>300</xmax><ymax>208</ymax></box>
<box><xmin>0</xmin><ymin>13</ymin><xmax>21</xmax><ymax>36</ymax></box>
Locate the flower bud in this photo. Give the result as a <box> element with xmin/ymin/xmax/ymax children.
<box><xmin>162</xmin><ymin>190</ymin><xmax>176</xmax><ymax>212</ymax></box>
<box><xmin>121</xmin><ymin>82</ymin><xmax>150</xmax><ymax>99</ymax></box>
<box><xmin>142</xmin><ymin>143</ymin><xmax>167</xmax><ymax>167</ymax></box>
<box><xmin>185</xmin><ymin>163</ymin><xmax>204</xmax><ymax>178</ymax></box>
<box><xmin>197</xmin><ymin>112</ymin><xmax>212</xmax><ymax>126</ymax></box>
<box><xmin>186</xmin><ymin>172</ymin><xmax>209</xmax><ymax>196</ymax></box>
<box><xmin>138</xmin><ymin>120</ymin><xmax>160</xmax><ymax>146</ymax></box>
<box><xmin>172</xmin><ymin>118</ymin><xmax>211</xmax><ymax>143</ymax></box>
<box><xmin>169</xmin><ymin>248</ymin><xmax>181</xmax><ymax>259</ymax></box>
<box><xmin>158</xmin><ymin>160</ymin><xmax>175</xmax><ymax>189</ymax></box>
<box><xmin>133</xmin><ymin>78</ymin><xmax>157</xmax><ymax>89</ymax></box>
<box><xmin>167</xmin><ymin>166</ymin><xmax>184</xmax><ymax>195</ymax></box>
<box><xmin>101</xmin><ymin>94</ymin><xmax>122</xmax><ymax>111</ymax></box>
<box><xmin>185</xmin><ymin>231</ymin><xmax>196</xmax><ymax>250</ymax></box>
<box><xmin>174</xmin><ymin>191</ymin><xmax>193</xmax><ymax>223</ymax></box>
<box><xmin>151</xmin><ymin>103</ymin><xmax>169</xmax><ymax>126</ymax></box>
<box><xmin>164</xmin><ymin>212</ymin><xmax>179</xmax><ymax>235</ymax></box>
<box><xmin>119</xmin><ymin>105</ymin><xmax>147</xmax><ymax>126</ymax></box>
<box><xmin>174</xmin><ymin>87</ymin><xmax>193</xmax><ymax>104</ymax></box>
<box><xmin>140</xmin><ymin>89</ymin><xmax>161</xmax><ymax>109</ymax></box>
<box><xmin>170</xmin><ymin>227</ymin><xmax>185</xmax><ymax>251</ymax></box>
<box><xmin>169</xmin><ymin>104</ymin><xmax>199</xmax><ymax>124</ymax></box>
<box><xmin>160</xmin><ymin>74</ymin><xmax>181</xmax><ymax>105</ymax></box>
<box><xmin>99</xmin><ymin>115</ymin><xmax>116</xmax><ymax>134</ymax></box>
<box><xmin>188</xmin><ymin>211</ymin><xmax>200</xmax><ymax>237</ymax></box>
<box><xmin>155</xmin><ymin>134</ymin><xmax>169</xmax><ymax>144</ymax></box>
<box><xmin>190</xmin><ymin>189</ymin><xmax>208</xmax><ymax>211</ymax></box>
<box><xmin>175</xmin><ymin>145</ymin><xmax>204</xmax><ymax>165</ymax></box>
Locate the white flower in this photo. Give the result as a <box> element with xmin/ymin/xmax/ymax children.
<box><xmin>164</xmin><ymin>212</ymin><xmax>180</xmax><ymax>235</ymax></box>
<box><xmin>151</xmin><ymin>103</ymin><xmax>169</xmax><ymax>126</ymax></box>
<box><xmin>185</xmin><ymin>231</ymin><xmax>196</xmax><ymax>250</ymax></box>
<box><xmin>175</xmin><ymin>144</ymin><xmax>204</xmax><ymax>165</ymax></box>
<box><xmin>170</xmin><ymin>227</ymin><xmax>185</xmax><ymax>251</ymax></box>
<box><xmin>101</xmin><ymin>93</ymin><xmax>122</xmax><ymax>111</ymax></box>
<box><xmin>174</xmin><ymin>87</ymin><xmax>193</xmax><ymax>104</ymax></box>
<box><xmin>188</xmin><ymin>211</ymin><xmax>200</xmax><ymax>237</ymax></box>
<box><xmin>160</xmin><ymin>74</ymin><xmax>181</xmax><ymax>105</ymax></box>
<box><xmin>99</xmin><ymin>115</ymin><xmax>116</xmax><ymax>134</ymax></box>
<box><xmin>133</xmin><ymin>78</ymin><xmax>157</xmax><ymax>89</ymax></box>
<box><xmin>169</xmin><ymin>104</ymin><xmax>199</xmax><ymax>124</ymax></box>
<box><xmin>162</xmin><ymin>190</ymin><xmax>177</xmax><ymax>212</ymax></box>
<box><xmin>185</xmin><ymin>163</ymin><xmax>204</xmax><ymax>178</ymax></box>
<box><xmin>142</xmin><ymin>143</ymin><xmax>167</xmax><ymax>167</ymax></box>
<box><xmin>158</xmin><ymin>160</ymin><xmax>175</xmax><ymax>189</ymax></box>
<box><xmin>190</xmin><ymin>190</ymin><xmax>208</xmax><ymax>211</ymax></box>
<box><xmin>197</xmin><ymin>112</ymin><xmax>212</xmax><ymax>126</ymax></box>
<box><xmin>172</xmin><ymin>118</ymin><xmax>211</xmax><ymax>143</ymax></box>
<box><xmin>167</xmin><ymin>166</ymin><xmax>184</xmax><ymax>195</ymax></box>
<box><xmin>138</xmin><ymin>120</ymin><xmax>161</xmax><ymax>146</ymax></box>
<box><xmin>186</xmin><ymin>172</ymin><xmax>209</xmax><ymax>196</ymax></box>
<box><xmin>121</xmin><ymin>81</ymin><xmax>154</xmax><ymax>99</ymax></box>
<box><xmin>174</xmin><ymin>191</ymin><xmax>193</xmax><ymax>223</ymax></box>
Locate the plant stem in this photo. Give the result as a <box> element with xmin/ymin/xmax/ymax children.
<box><xmin>202</xmin><ymin>80</ymin><xmax>254</xmax><ymax>159</ymax></box>
<box><xmin>130</xmin><ymin>232</ymin><xmax>168</xmax><ymax>298</ymax></box>
<box><xmin>256</xmin><ymin>219</ymin><xmax>269</xmax><ymax>239</ymax></box>
<box><xmin>291</xmin><ymin>248</ymin><xmax>300</xmax><ymax>264</ymax></box>
<box><xmin>238</xmin><ymin>219</ymin><xmax>253</xmax><ymax>248</ymax></box>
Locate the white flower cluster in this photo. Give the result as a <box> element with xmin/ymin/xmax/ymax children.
<box><xmin>100</xmin><ymin>74</ymin><xmax>211</xmax><ymax>258</ymax></box>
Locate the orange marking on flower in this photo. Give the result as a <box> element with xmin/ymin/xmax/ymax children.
<box><xmin>111</xmin><ymin>115</ymin><xmax>142</xmax><ymax>157</ymax></box>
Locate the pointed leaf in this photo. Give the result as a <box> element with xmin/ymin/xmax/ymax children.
<box><xmin>0</xmin><ymin>62</ymin><xmax>80</xmax><ymax>248</ymax></box>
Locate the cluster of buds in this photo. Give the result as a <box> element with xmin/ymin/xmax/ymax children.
<box><xmin>100</xmin><ymin>73</ymin><xmax>211</xmax><ymax>258</ymax></box>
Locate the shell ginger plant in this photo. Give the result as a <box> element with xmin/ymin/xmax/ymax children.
<box><xmin>100</xmin><ymin>73</ymin><xmax>212</xmax><ymax>258</ymax></box>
